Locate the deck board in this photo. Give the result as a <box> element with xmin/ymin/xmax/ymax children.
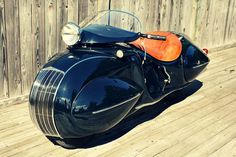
<box><xmin>0</xmin><ymin>47</ymin><xmax>236</xmax><ymax>157</ymax></box>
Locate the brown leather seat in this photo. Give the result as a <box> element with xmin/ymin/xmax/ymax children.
<box><xmin>131</xmin><ymin>31</ymin><xmax>182</xmax><ymax>62</ymax></box>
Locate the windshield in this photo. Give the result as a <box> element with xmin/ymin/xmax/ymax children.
<box><xmin>79</xmin><ymin>10</ymin><xmax>142</xmax><ymax>33</ymax></box>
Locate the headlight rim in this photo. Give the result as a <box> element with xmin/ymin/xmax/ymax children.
<box><xmin>61</xmin><ymin>22</ymin><xmax>81</xmax><ymax>46</ymax></box>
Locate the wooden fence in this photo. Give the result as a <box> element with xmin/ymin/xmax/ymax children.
<box><xmin>0</xmin><ymin>0</ymin><xmax>236</xmax><ymax>104</ymax></box>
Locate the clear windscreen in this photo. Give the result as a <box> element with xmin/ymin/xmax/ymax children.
<box><xmin>79</xmin><ymin>10</ymin><xmax>142</xmax><ymax>33</ymax></box>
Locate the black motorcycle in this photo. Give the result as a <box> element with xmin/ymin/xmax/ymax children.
<box><xmin>29</xmin><ymin>10</ymin><xmax>209</xmax><ymax>148</ymax></box>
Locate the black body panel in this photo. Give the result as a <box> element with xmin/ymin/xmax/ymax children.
<box><xmin>80</xmin><ymin>24</ymin><xmax>139</xmax><ymax>44</ymax></box>
<box><xmin>181</xmin><ymin>37</ymin><xmax>210</xmax><ymax>82</ymax></box>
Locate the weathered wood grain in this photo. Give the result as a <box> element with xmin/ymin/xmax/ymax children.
<box><xmin>78</xmin><ymin>0</ymin><xmax>88</xmax><ymax>23</ymax></box>
<box><xmin>225</xmin><ymin>0</ymin><xmax>236</xmax><ymax>43</ymax></box>
<box><xmin>19</xmin><ymin>0</ymin><xmax>33</xmax><ymax>95</ymax></box>
<box><xmin>32</xmin><ymin>0</ymin><xmax>46</xmax><ymax>75</ymax></box>
<box><xmin>68</xmin><ymin>0</ymin><xmax>79</xmax><ymax>22</ymax></box>
<box><xmin>78</xmin><ymin>0</ymin><xmax>109</xmax><ymax>24</ymax></box>
<box><xmin>45</xmin><ymin>0</ymin><xmax>57</xmax><ymax>60</ymax></box>
<box><xmin>4</xmin><ymin>0</ymin><xmax>22</xmax><ymax>97</ymax></box>
<box><xmin>209</xmin><ymin>138</ymin><xmax>236</xmax><ymax>157</ymax></box>
<box><xmin>0</xmin><ymin>0</ymin><xmax>8</xmax><ymax>99</ymax></box>
<box><xmin>56</xmin><ymin>0</ymin><xmax>68</xmax><ymax>53</ymax></box>
<box><xmin>1</xmin><ymin>0</ymin><xmax>236</xmax><ymax>103</ymax></box>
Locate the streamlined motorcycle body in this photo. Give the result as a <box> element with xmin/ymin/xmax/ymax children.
<box><xmin>29</xmin><ymin>10</ymin><xmax>209</xmax><ymax>147</ymax></box>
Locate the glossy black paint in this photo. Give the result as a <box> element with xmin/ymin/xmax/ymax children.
<box><xmin>80</xmin><ymin>24</ymin><xmax>139</xmax><ymax>44</ymax></box>
<box><xmin>29</xmin><ymin>24</ymin><xmax>209</xmax><ymax>141</ymax></box>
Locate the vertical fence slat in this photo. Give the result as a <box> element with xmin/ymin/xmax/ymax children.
<box><xmin>4</xmin><ymin>0</ymin><xmax>22</xmax><ymax>97</ymax></box>
<box><xmin>231</xmin><ymin>1</ymin><xmax>236</xmax><ymax>42</ymax></box>
<box><xmin>68</xmin><ymin>0</ymin><xmax>78</xmax><ymax>22</ymax></box>
<box><xmin>180</xmin><ymin>0</ymin><xmax>197</xmax><ymax>38</ymax></box>
<box><xmin>78</xmin><ymin>0</ymin><xmax>109</xmax><ymax>24</ymax></box>
<box><xmin>78</xmin><ymin>0</ymin><xmax>88</xmax><ymax>23</ymax></box>
<box><xmin>32</xmin><ymin>0</ymin><xmax>46</xmax><ymax>75</ymax></box>
<box><xmin>0</xmin><ymin>0</ymin><xmax>8</xmax><ymax>99</ymax></box>
<box><xmin>88</xmin><ymin>0</ymin><xmax>98</xmax><ymax>16</ymax></box>
<box><xmin>210</xmin><ymin>0</ymin><xmax>230</xmax><ymax>47</ymax></box>
<box><xmin>194</xmin><ymin>0</ymin><xmax>231</xmax><ymax>48</ymax></box>
<box><xmin>56</xmin><ymin>0</ymin><xmax>68</xmax><ymax>53</ymax></box>
<box><xmin>19</xmin><ymin>0</ymin><xmax>33</xmax><ymax>94</ymax></box>
<box><xmin>97</xmin><ymin>0</ymin><xmax>109</xmax><ymax>11</ymax></box>
<box><xmin>45</xmin><ymin>0</ymin><xmax>57</xmax><ymax>59</ymax></box>
<box><xmin>222</xmin><ymin>0</ymin><xmax>236</xmax><ymax>44</ymax></box>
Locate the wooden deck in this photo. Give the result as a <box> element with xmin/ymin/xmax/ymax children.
<box><xmin>0</xmin><ymin>47</ymin><xmax>236</xmax><ymax>157</ymax></box>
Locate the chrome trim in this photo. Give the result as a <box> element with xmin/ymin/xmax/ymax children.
<box><xmin>163</xmin><ymin>66</ymin><xmax>171</xmax><ymax>84</ymax></box>
<box><xmin>192</xmin><ymin>62</ymin><xmax>209</xmax><ymax>69</ymax></box>
<box><xmin>46</xmin><ymin>72</ymin><xmax>63</xmax><ymax>137</ymax></box>
<box><xmin>30</xmin><ymin>70</ymin><xmax>49</xmax><ymax>130</ymax></box>
<box><xmin>135</xmin><ymin>87</ymin><xmax>185</xmax><ymax>110</ymax></box>
<box><xmin>92</xmin><ymin>93</ymin><xmax>141</xmax><ymax>114</ymax></box>
<box><xmin>42</xmin><ymin>66</ymin><xmax>65</xmax><ymax>74</ymax></box>
<box><xmin>135</xmin><ymin>98</ymin><xmax>162</xmax><ymax>110</ymax></box>
<box><xmin>45</xmin><ymin>73</ymin><xmax>63</xmax><ymax>135</ymax></box>
<box><xmin>42</xmin><ymin>71</ymin><xmax>58</xmax><ymax>134</ymax></box>
<box><xmin>37</xmin><ymin>70</ymin><xmax>55</xmax><ymax>134</ymax></box>
<box><xmin>29</xmin><ymin>69</ymin><xmax>64</xmax><ymax>137</ymax></box>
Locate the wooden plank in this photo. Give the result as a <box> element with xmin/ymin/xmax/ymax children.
<box><xmin>156</xmin><ymin>0</ymin><xmax>172</xmax><ymax>31</ymax></box>
<box><xmin>109</xmin><ymin>0</ymin><xmax>196</xmax><ymax>36</ymax></box>
<box><xmin>110</xmin><ymin>0</ymin><xmax>157</xmax><ymax>32</ymax></box>
<box><xmin>140</xmin><ymin>0</ymin><xmax>158</xmax><ymax>32</ymax></box>
<box><xmin>78</xmin><ymin>0</ymin><xmax>109</xmax><ymax>26</ymax></box>
<box><xmin>184</xmin><ymin>124</ymin><xmax>236</xmax><ymax>157</ymax></box>
<box><xmin>230</xmin><ymin>0</ymin><xmax>236</xmax><ymax>42</ymax></box>
<box><xmin>0</xmin><ymin>94</ymin><xmax>28</xmax><ymax>108</ymax></box>
<box><xmin>0</xmin><ymin>126</ymin><xmax>40</xmax><ymax>147</ymax></box>
<box><xmin>179</xmin><ymin>0</ymin><xmax>197</xmax><ymax>38</ymax></box>
<box><xmin>194</xmin><ymin>0</ymin><xmax>231</xmax><ymax>48</ymax></box>
<box><xmin>223</xmin><ymin>0</ymin><xmax>234</xmax><ymax>42</ymax></box>
<box><xmin>56</xmin><ymin>0</ymin><xmax>68</xmax><ymax>53</ymax></box>
<box><xmin>19</xmin><ymin>0</ymin><xmax>34</xmax><ymax>95</ymax></box>
<box><xmin>209</xmin><ymin>138</ymin><xmax>236</xmax><ymax>157</ymax></box>
<box><xmin>32</xmin><ymin>0</ymin><xmax>46</xmax><ymax>74</ymax></box>
<box><xmin>168</xmin><ymin>0</ymin><xmax>182</xmax><ymax>32</ymax></box>
<box><xmin>78</xmin><ymin>0</ymin><xmax>88</xmax><ymax>23</ymax></box>
<box><xmin>210</xmin><ymin>0</ymin><xmax>230</xmax><ymax>47</ymax></box>
<box><xmin>232</xmin><ymin>1</ymin><xmax>236</xmax><ymax>42</ymax></box>
<box><xmin>4</xmin><ymin>0</ymin><xmax>22</xmax><ymax>97</ymax></box>
<box><xmin>11</xmin><ymin>141</ymin><xmax>56</xmax><ymax>157</ymax></box>
<box><xmin>68</xmin><ymin>0</ymin><xmax>79</xmax><ymax>22</ymax></box>
<box><xmin>140</xmin><ymin>101</ymin><xmax>236</xmax><ymax>157</ymax></box>
<box><xmin>42</xmin><ymin>148</ymin><xmax>79</xmax><ymax>157</ymax></box>
<box><xmin>0</xmin><ymin>135</ymin><xmax>46</xmax><ymax>156</ymax></box>
<box><xmin>0</xmin><ymin>0</ymin><xmax>8</xmax><ymax>99</ymax></box>
<box><xmin>45</xmin><ymin>0</ymin><xmax>57</xmax><ymax>59</ymax></box>
<box><xmin>0</xmin><ymin>123</ymin><xmax>32</xmax><ymax>139</ymax></box>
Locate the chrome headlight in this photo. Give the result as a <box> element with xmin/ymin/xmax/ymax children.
<box><xmin>61</xmin><ymin>22</ymin><xmax>81</xmax><ymax>46</ymax></box>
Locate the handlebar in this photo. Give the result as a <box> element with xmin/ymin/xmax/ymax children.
<box><xmin>138</xmin><ymin>33</ymin><xmax>167</xmax><ymax>41</ymax></box>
